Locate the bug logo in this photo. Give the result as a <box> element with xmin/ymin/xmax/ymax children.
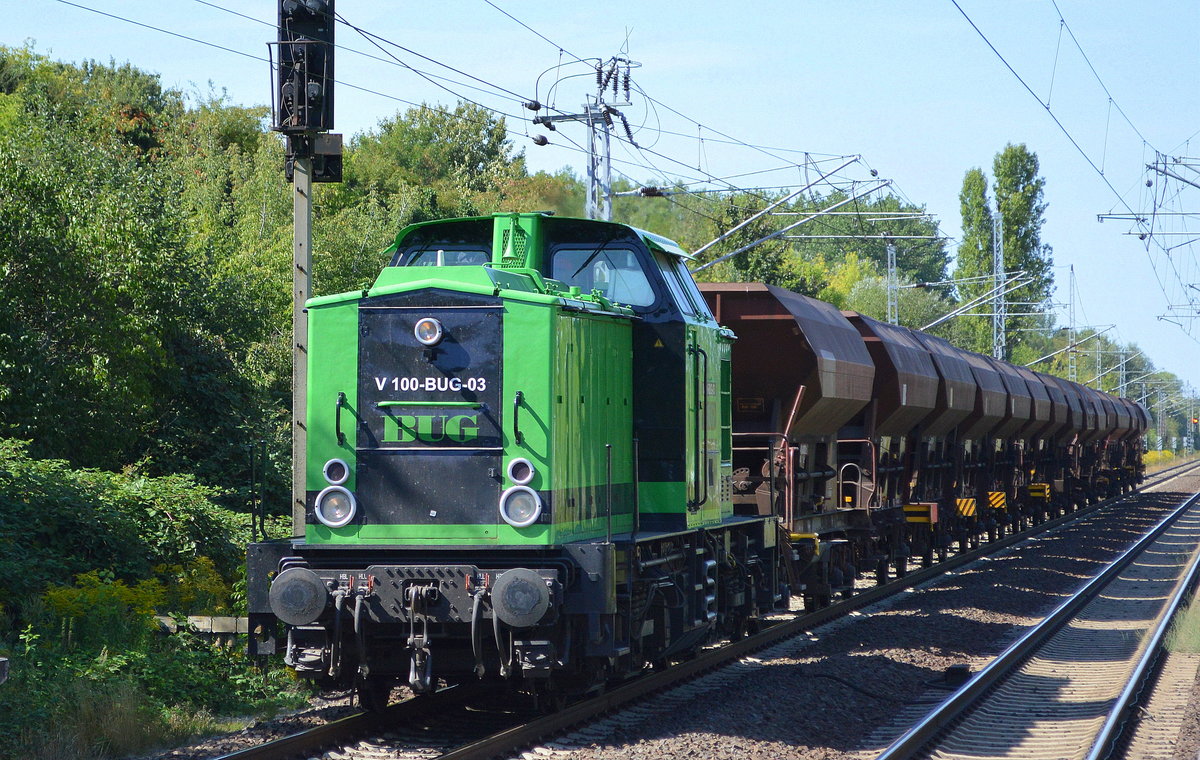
<box><xmin>383</xmin><ymin>414</ymin><xmax>480</xmax><ymax>444</ymax></box>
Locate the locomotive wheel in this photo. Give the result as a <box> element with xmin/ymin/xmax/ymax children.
<box><xmin>875</xmin><ymin>559</ymin><xmax>889</xmax><ymax>586</ymax></box>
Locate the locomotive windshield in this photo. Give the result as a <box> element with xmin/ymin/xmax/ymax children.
<box><xmin>389</xmin><ymin>218</ymin><xmax>492</xmax><ymax>267</ymax></box>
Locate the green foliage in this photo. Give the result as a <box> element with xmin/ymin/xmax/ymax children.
<box><xmin>994</xmin><ymin>143</ymin><xmax>1054</xmax><ymax>301</ymax></box>
<box><xmin>953</xmin><ymin>145</ymin><xmax>1055</xmax><ymax>357</ymax></box>
<box><xmin>672</xmin><ymin>188</ymin><xmax>947</xmax><ymax>303</ymax></box>
<box><xmin>0</xmin><ymin>439</ymin><xmax>247</xmax><ymax>614</ymax></box>
<box><xmin>843</xmin><ymin>275</ymin><xmax>961</xmax><ymax>338</ymax></box>
<box><xmin>348</xmin><ymin>102</ymin><xmax>525</xmax><ymax>213</ymax></box>
<box><xmin>0</xmin><ymin>454</ymin><xmax>303</xmax><ymax>758</ymax></box>
<box><xmin>0</xmin><ymin>577</ymin><xmax>306</xmax><ymax>759</ymax></box>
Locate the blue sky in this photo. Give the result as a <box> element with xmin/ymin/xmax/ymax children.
<box><xmin>9</xmin><ymin>1</ymin><xmax>1200</xmax><ymax>392</ymax></box>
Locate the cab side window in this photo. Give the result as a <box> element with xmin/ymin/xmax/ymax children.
<box><xmin>654</xmin><ymin>251</ymin><xmax>714</xmax><ymax>321</ymax></box>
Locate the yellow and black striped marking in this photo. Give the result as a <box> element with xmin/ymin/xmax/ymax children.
<box><xmin>988</xmin><ymin>491</ymin><xmax>1007</xmax><ymax>511</ymax></box>
<box><xmin>904</xmin><ymin>502</ymin><xmax>938</xmax><ymax>525</ymax></box>
<box><xmin>1026</xmin><ymin>483</ymin><xmax>1050</xmax><ymax>501</ymax></box>
<box><xmin>956</xmin><ymin>498</ymin><xmax>977</xmax><ymax>517</ymax></box>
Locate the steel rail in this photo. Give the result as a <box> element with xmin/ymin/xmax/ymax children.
<box><xmin>213</xmin><ymin>680</ymin><xmax>497</xmax><ymax>760</ymax></box>
<box><xmin>872</xmin><ymin>488</ymin><xmax>1200</xmax><ymax>760</ymax></box>
<box><xmin>214</xmin><ymin>462</ymin><xmax>1197</xmax><ymax>760</ymax></box>
<box><xmin>1085</xmin><ymin>500</ymin><xmax>1200</xmax><ymax>760</ymax></box>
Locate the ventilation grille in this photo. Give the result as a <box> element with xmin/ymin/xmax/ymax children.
<box><xmin>500</xmin><ymin>227</ymin><xmax>528</xmax><ymax>268</ymax></box>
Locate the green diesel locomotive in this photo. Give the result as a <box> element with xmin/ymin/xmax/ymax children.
<box><xmin>247</xmin><ymin>212</ymin><xmax>783</xmax><ymax>707</ymax></box>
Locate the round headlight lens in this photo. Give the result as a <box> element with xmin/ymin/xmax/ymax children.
<box><xmin>315</xmin><ymin>485</ymin><xmax>356</xmax><ymax>528</ymax></box>
<box><xmin>499</xmin><ymin>485</ymin><xmax>542</xmax><ymax>528</ymax></box>
<box><xmin>414</xmin><ymin>317</ymin><xmax>444</xmax><ymax>346</ymax></box>
<box><xmin>507</xmin><ymin>457</ymin><xmax>535</xmax><ymax>486</ymax></box>
<box><xmin>323</xmin><ymin>458</ymin><xmax>349</xmax><ymax>485</ymax></box>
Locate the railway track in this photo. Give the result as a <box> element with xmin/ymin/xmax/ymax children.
<box><xmin>873</xmin><ymin>487</ymin><xmax>1200</xmax><ymax>760</ymax></box>
<box><xmin>213</xmin><ymin>463</ymin><xmax>1200</xmax><ymax>760</ymax></box>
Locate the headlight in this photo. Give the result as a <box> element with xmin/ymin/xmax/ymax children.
<box><xmin>269</xmin><ymin>566</ymin><xmax>329</xmax><ymax>626</ymax></box>
<box><xmin>507</xmin><ymin>457</ymin><xmax>535</xmax><ymax>485</ymax></box>
<box><xmin>491</xmin><ymin>567</ymin><xmax>551</xmax><ymax>628</ymax></box>
<box><xmin>314</xmin><ymin>485</ymin><xmax>356</xmax><ymax>528</ymax></box>
<box><xmin>499</xmin><ymin>485</ymin><xmax>542</xmax><ymax>527</ymax></box>
<box><xmin>414</xmin><ymin>317</ymin><xmax>444</xmax><ymax>346</ymax></box>
<box><xmin>323</xmin><ymin>458</ymin><xmax>349</xmax><ymax>485</ymax></box>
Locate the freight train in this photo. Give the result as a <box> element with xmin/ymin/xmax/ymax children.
<box><xmin>247</xmin><ymin>212</ymin><xmax>1147</xmax><ymax>708</ymax></box>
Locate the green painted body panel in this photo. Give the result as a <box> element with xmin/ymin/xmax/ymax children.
<box><xmin>549</xmin><ymin>310</ymin><xmax>635</xmax><ymax>542</ymax></box>
<box><xmin>638</xmin><ymin>480</ymin><xmax>687</xmax><ymax>515</ymax></box>
<box><xmin>680</xmin><ymin>314</ymin><xmax>734</xmax><ymax>528</ymax></box>
<box><xmin>306</xmin><ymin>301</ymin><xmax>360</xmax><ymax>491</ymax></box>
<box><xmin>499</xmin><ymin>298</ymin><xmax>554</xmax><ymax>542</ymax></box>
<box><xmin>306</xmin><ymin>522</ymin><xmax>548</xmax><ymax>544</ymax></box>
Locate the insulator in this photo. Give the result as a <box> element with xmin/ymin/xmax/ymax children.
<box><xmin>523</xmin><ymin>100</ymin><xmax>541</xmax><ymax>112</ymax></box>
<box><xmin>531</xmin><ymin>134</ymin><xmax>549</xmax><ymax>146</ymax></box>
<box><xmin>623</xmin><ymin>70</ymin><xmax>631</xmax><ymax>100</ymax></box>
<box><xmin>619</xmin><ymin>112</ymin><xmax>637</xmax><ymax>147</ymax></box>
<box><xmin>596</xmin><ymin>65</ymin><xmax>604</xmax><ymax>86</ymax></box>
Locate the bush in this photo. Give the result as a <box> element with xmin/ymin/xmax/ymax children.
<box><xmin>0</xmin><ymin>439</ymin><xmax>245</xmax><ymax>613</ymax></box>
<box><xmin>0</xmin><ymin>441</ymin><xmax>306</xmax><ymax>758</ymax></box>
<box><xmin>0</xmin><ymin>571</ymin><xmax>307</xmax><ymax>759</ymax></box>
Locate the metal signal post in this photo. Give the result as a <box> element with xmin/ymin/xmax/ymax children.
<box><xmin>271</xmin><ymin>0</ymin><xmax>342</xmax><ymax>535</ymax></box>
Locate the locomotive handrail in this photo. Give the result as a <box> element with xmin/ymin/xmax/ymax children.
<box><xmin>696</xmin><ymin>345</ymin><xmax>710</xmax><ymax>509</ymax></box>
<box><xmin>378</xmin><ymin>400</ymin><xmax>484</xmax><ymax>408</ymax></box>
<box><xmin>686</xmin><ymin>344</ymin><xmax>710</xmax><ymax>512</ymax></box>
<box><xmin>513</xmin><ymin>390</ymin><xmax>524</xmax><ymax>445</ymax></box>
<box><xmin>335</xmin><ymin>392</ymin><xmax>347</xmax><ymax>445</ymax></box>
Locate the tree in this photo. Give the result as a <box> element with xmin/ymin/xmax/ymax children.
<box><xmin>952</xmin><ymin>167</ymin><xmax>995</xmax><ymax>353</ymax></box>
<box><xmin>994</xmin><ymin>143</ymin><xmax>1053</xmax><ymax>301</ymax></box>
<box><xmin>953</xmin><ymin>145</ymin><xmax>1054</xmax><ymax>357</ymax></box>
<box><xmin>347</xmin><ymin>101</ymin><xmax>525</xmax><ymax>216</ymax></box>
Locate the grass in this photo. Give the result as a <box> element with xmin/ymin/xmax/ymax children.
<box><xmin>9</xmin><ymin>679</ymin><xmax>222</xmax><ymax>760</ymax></box>
<box><xmin>1166</xmin><ymin>590</ymin><xmax>1200</xmax><ymax>654</ymax></box>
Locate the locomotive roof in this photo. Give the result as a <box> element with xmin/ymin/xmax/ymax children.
<box><xmin>386</xmin><ymin>213</ymin><xmax>694</xmax><ymax>260</ymax></box>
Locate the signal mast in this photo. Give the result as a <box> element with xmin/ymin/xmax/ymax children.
<box><xmin>270</xmin><ymin>0</ymin><xmax>343</xmax><ymax>534</ymax></box>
